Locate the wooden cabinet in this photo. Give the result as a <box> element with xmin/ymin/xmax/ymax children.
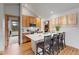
<box><xmin>22</xmin><ymin>16</ymin><xmax>30</xmax><ymax>27</ymax></box>
<box><xmin>29</xmin><ymin>16</ymin><xmax>38</xmax><ymax>25</ymax></box>
<box><xmin>50</xmin><ymin>18</ymin><xmax>56</xmax><ymax>27</ymax></box>
<box><xmin>29</xmin><ymin>16</ymin><xmax>33</xmax><ymax>24</ymax></box>
<box><xmin>26</xmin><ymin>16</ymin><xmax>30</xmax><ymax>27</ymax></box>
<box><xmin>22</xmin><ymin>16</ymin><xmax>26</xmax><ymax>27</ymax></box>
<box><xmin>36</xmin><ymin>18</ymin><xmax>41</xmax><ymax>27</ymax></box>
<box><xmin>34</xmin><ymin>17</ymin><xmax>37</xmax><ymax>24</ymax></box>
<box><xmin>22</xmin><ymin>33</ymin><xmax>31</xmax><ymax>43</ymax></box>
<box><xmin>22</xmin><ymin>16</ymin><xmax>41</xmax><ymax>27</ymax></box>
<box><xmin>66</xmin><ymin>13</ymin><xmax>76</xmax><ymax>25</ymax></box>
<box><xmin>55</xmin><ymin>18</ymin><xmax>59</xmax><ymax>25</ymax></box>
<box><xmin>58</xmin><ymin>16</ymin><xmax>66</xmax><ymax>25</ymax></box>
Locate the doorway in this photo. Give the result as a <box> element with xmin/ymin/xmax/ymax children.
<box><xmin>44</xmin><ymin>21</ymin><xmax>49</xmax><ymax>32</ymax></box>
<box><xmin>5</xmin><ymin>15</ymin><xmax>20</xmax><ymax>48</ymax></box>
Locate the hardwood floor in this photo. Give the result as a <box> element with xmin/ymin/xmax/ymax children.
<box><xmin>59</xmin><ymin>46</ymin><xmax>79</xmax><ymax>55</ymax></box>
<box><xmin>4</xmin><ymin>42</ymin><xmax>34</xmax><ymax>55</ymax></box>
<box><xmin>2</xmin><ymin>42</ymin><xmax>79</xmax><ymax>55</ymax></box>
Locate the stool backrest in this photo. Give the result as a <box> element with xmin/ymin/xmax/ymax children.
<box><xmin>44</xmin><ymin>35</ymin><xmax>51</xmax><ymax>45</ymax></box>
<box><xmin>52</xmin><ymin>34</ymin><xmax>58</xmax><ymax>46</ymax></box>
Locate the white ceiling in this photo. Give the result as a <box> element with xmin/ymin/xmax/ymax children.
<box><xmin>27</xmin><ymin>3</ymin><xmax>79</xmax><ymax>19</ymax></box>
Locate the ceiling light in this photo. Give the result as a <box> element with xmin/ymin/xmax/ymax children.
<box><xmin>45</xmin><ymin>21</ymin><xmax>48</xmax><ymax>24</ymax></box>
<box><xmin>50</xmin><ymin>11</ymin><xmax>53</xmax><ymax>14</ymax></box>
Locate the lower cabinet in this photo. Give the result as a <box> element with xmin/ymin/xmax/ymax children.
<box><xmin>22</xmin><ymin>33</ymin><xmax>31</xmax><ymax>43</ymax></box>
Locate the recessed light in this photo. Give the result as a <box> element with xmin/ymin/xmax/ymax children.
<box><xmin>50</xmin><ymin>11</ymin><xmax>53</xmax><ymax>14</ymax></box>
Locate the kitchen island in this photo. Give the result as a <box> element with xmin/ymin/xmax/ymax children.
<box><xmin>25</xmin><ymin>32</ymin><xmax>56</xmax><ymax>54</ymax></box>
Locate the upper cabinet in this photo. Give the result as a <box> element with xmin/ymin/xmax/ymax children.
<box><xmin>49</xmin><ymin>15</ymin><xmax>66</xmax><ymax>27</ymax></box>
<box><xmin>22</xmin><ymin>16</ymin><xmax>30</xmax><ymax>27</ymax></box>
<box><xmin>22</xmin><ymin>16</ymin><xmax>27</xmax><ymax>27</ymax></box>
<box><xmin>22</xmin><ymin>16</ymin><xmax>41</xmax><ymax>27</ymax></box>
<box><xmin>49</xmin><ymin>13</ymin><xmax>77</xmax><ymax>27</ymax></box>
<box><xmin>29</xmin><ymin>16</ymin><xmax>35</xmax><ymax>24</ymax></box>
<box><xmin>58</xmin><ymin>16</ymin><xmax>66</xmax><ymax>25</ymax></box>
<box><xmin>36</xmin><ymin>18</ymin><xmax>41</xmax><ymax>27</ymax></box>
<box><xmin>55</xmin><ymin>18</ymin><xmax>59</xmax><ymax>25</ymax></box>
<box><xmin>66</xmin><ymin>13</ymin><xmax>77</xmax><ymax>25</ymax></box>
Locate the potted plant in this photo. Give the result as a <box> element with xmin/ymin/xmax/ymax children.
<box><xmin>55</xmin><ymin>25</ymin><xmax>61</xmax><ymax>33</ymax></box>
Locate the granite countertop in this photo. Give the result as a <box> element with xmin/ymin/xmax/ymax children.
<box><xmin>25</xmin><ymin>32</ymin><xmax>57</xmax><ymax>42</ymax></box>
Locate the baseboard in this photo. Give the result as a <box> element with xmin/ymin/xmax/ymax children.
<box><xmin>66</xmin><ymin>44</ymin><xmax>79</xmax><ymax>50</ymax></box>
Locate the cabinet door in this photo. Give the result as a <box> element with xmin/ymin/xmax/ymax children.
<box><xmin>22</xmin><ymin>16</ymin><xmax>30</xmax><ymax>27</ymax></box>
<box><xmin>29</xmin><ymin>16</ymin><xmax>34</xmax><ymax>24</ymax></box>
<box><xmin>22</xmin><ymin>16</ymin><xmax>27</xmax><ymax>27</ymax></box>
<box><xmin>59</xmin><ymin>16</ymin><xmax>66</xmax><ymax>25</ymax></box>
<box><xmin>67</xmin><ymin>13</ymin><xmax>76</xmax><ymax>25</ymax></box>
<box><xmin>55</xmin><ymin>18</ymin><xmax>59</xmax><ymax>25</ymax></box>
<box><xmin>52</xmin><ymin>19</ymin><xmax>56</xmax><ymax>27</ymax></box>
<box><xmin>33</xmin><ymin>17</ymin><xmax>37</xmax><ymax>24</ymax></box>
<box><xmin>22</xmin><ymin>33</ymin><xmax>31</xmax><ymax>43</ymax></box>
<box><xmin>36</xmin><ymin>18</ymin><xmax>41</xmax><ymax>27</ymax></box>
<box><xmin>26</xmin><ymin>16</ymin><xmax>30</xmax><ymax>27</ymax></box>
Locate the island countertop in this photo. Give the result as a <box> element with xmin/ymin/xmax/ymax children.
<box><xmin>25</xmin><ymin>32</ymin><xmax>56</xmax><ymax>42</ymax></box>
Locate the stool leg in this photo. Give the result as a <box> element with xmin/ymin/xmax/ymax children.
<box><xmin>36</xmin><ymin>45</ymin><xmax>38</xmax><ymax>55</ymax></box>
